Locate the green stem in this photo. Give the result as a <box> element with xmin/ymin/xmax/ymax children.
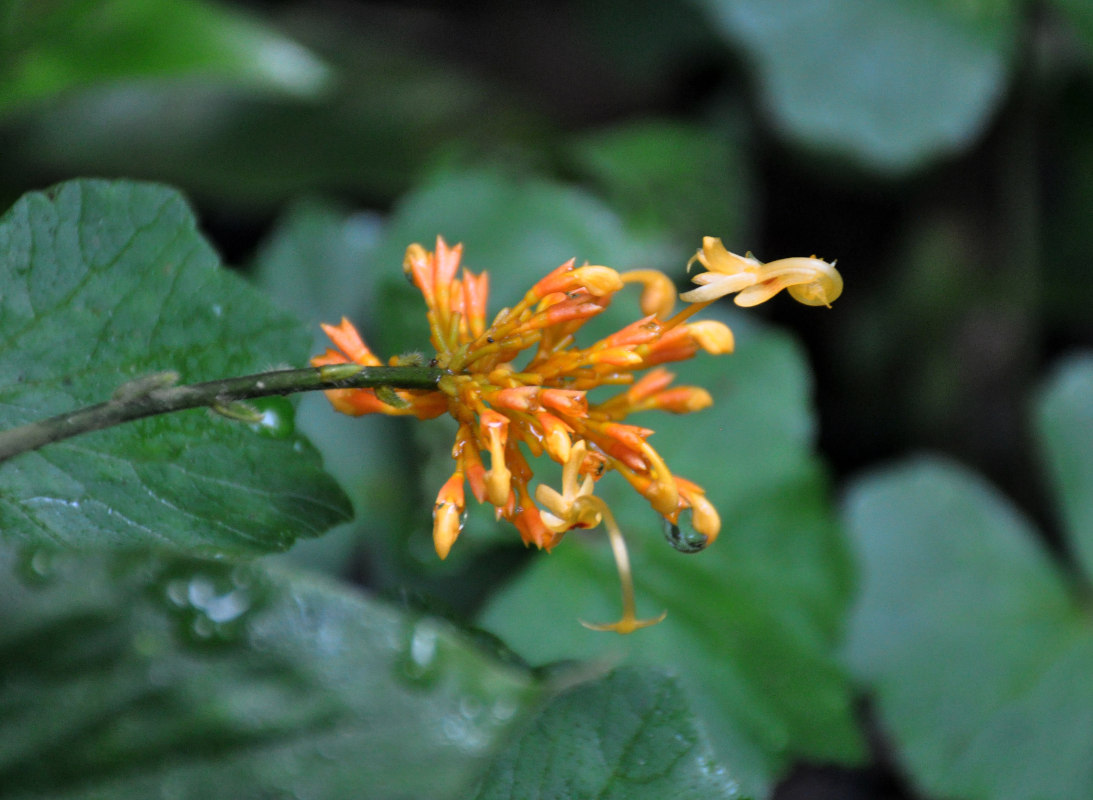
<box><xmin>0</xmin><ymin>364</ymin><xmax>446</xmax><ymax>464</ymax></box>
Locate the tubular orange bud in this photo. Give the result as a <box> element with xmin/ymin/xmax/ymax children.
<box><xmin>465</xmin><ymin>461</ymin><xmax>488</xmax><ymax>504</ymax></box>
<box><xmin>639</xmin><ymin>442</ymin><xmax>679</xmax><ymax>514</ymax></box>
<box><xmin>433</xmin><ymin>236</ymin><xmax>463</xmax><ymax>288</ymax></box>
<box><xmin>403</xmin><ymin>243</ymin><xmax>434</xmax><ymax>298</ymax></box>
<box><xmin>675</xmin><ymin>477</ymin><xmax>721</xmax><ymax>546</ymax></box>
<box><xmin>433</xmin><ymin>502</ymin><xmax>461</xmax><ymax>559</ymax></box>
<box><xmin>600</xmin><ymin>438</ymin><xmax>648</xmax><ymax>472</ymax></box>
<box><xmin>464</xmin><ymin>270</ymin><xmax>490</xmax><ymax>338</ymax></box>
<box><xmin>602</xmin><ymin>422</ymin><xmax>653</xmax><ymax>452</ymax></box>
<box><xmin>479</xmin><ymin>409</ymin><xmax>511</xmax><ymax>507</ymax></box>
<box><xmin>642</xmin><ymin>326</ymin><xmax>700</xmax><ymax>365</ymax></box>
<box><xmin>603</xmin><ymin>315</ymin><xmax>661</xmax><ymax>348</ymax></box>
<box><xmin>626</xmin><ymin>367</ymin><xmax>676</xmax><ymax>402</ymax></box>
<box><xmin>621</xmin><ymin>269</ymin><xmax>676</xmax><ymax>319</ymax></box>
<box><xmin>570</xmin><ymin>265</ymin><xmax>623</xmax><ymax>297</ymax></box>
<box><xmin>536</xmin><ymin>412</ymin><xmax>573</xmax><ymax>463</ymax></box>
<box><xmin>321</xmin><ymin>318</ymin><xmax>380</xmax><ymax>365</ymax></box>
<box><xmin>586</xmin><ymin>347</ymin><xmax>644</xmax><ymax>367</ymax></box>
<box><xmin>687</xmin><ymin>320</ymin><xmax>735</xmax><ymax>354</ymax></box>
<box><xmin>432</xmin><ymin>471</ymin><xmax>465</xmax><ymax>559</ymax></box>
<box><xmin>486</xmin><ymin>461</ymin><xmax>511</xmax><ymax>508</ymax></box>
<box><xmin>541</xmin><ymin>297</ymin><xmax>607</xmax><ymax>327</ymax></box>
<box><xmin>541</xmin><ymin>388</ymin><xmax>588</xmax><ymax>417</ymax></box>
<box><xmin>327</xmin><ymin>388</ymin><xmax>390</xmax><ymax>416</ymax></box>
<box><xmin>687</xmin><ymin>490</ymin><xmax>720</xmax><ymax>544</ymax></box>
<box><xmin>531</xmin><ymin>261</ymin><xmax>622</xmax><ymax>298</ymax></box>
<box><xmin>517</xmin><ymin>506</ymin><xmax>563</xmax><ymax>550</ymax></box>
<box><xmin>530</xmin><ymin>259</ymin><xmax>578</xmax><ymax>298</ymax></box>
<box><xmin>492</xmin><ymin>386</ymin><xmax>541</xmax><ymax>412</ymax></box>
<box><xmin>651</xmin><ymin>386</ymin><xmax>713</xmax><ymax>414</ymax></box>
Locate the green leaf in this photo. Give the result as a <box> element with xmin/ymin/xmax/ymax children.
<box><xmin>478</xmin><ymin>316</ymin><xmax>862</xmax><ymax>797</ymax></box>
<box><xmin>0</xmin><ymin>0</ymin><xmax>330</xmax><ymax>115</ymax></box>
<box><xmin>566</xmin><ymin>119</ymin><xmax>750</xmax><ymax>242</ymax></box>
<box><xmin>473</xmin><ymin>668</ymin><xmax>746</xmax><ymax>800</ymax></box>
<box><xmin>844</xmin><ymin>456</ymin><xmax>1093</xmax><ymax>800</ymax></box>
<box><xmin>695</xmin><ymin>0</ymin><xmax>1021</xmax><ymax>172</ymax></box>
<box><xmin>4</xmin><ymin>19</ymin><xmax>519</xmax><ymax>208</ymax></box>
<box><xmin>1050</xmin><ymin>0</ymin><xmax>1093</xmax><ymax>61</ymax></box>
<box><xmin>374</xmin><ymin>165</ymin><xmax>659</xmax><ymax>311</ymax></box>
<box><xmin>1037</xmin><ymin>354</ymin><xmax>1093</xmax><ymax>581</ymax></box>
<box><xmin>0</xmin><ymin>179</ymin><xmax>351</xmax><ymax>555</ymax></box>
<box><xmin>0</xmin><ymin>546</ymin><xmax>540</xmax><ymax>800</ymax></box>
<box><xmin>251</xmin><ymin>200</ymin><xmax>392</xmax><ymax>574</ymax></box>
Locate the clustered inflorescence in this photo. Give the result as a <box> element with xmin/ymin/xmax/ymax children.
<box><xmin>313</xmin><ymin>236</ymin><xmax>842</xmax><ymax>632</ymax></box>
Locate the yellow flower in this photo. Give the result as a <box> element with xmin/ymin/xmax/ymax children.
<box><xmin>313</xmin><ymin>235</ymin><xmax>840</xmax><ymax>632</ymax></box>
<box><xmin>680</xmin><ymin>236</ymin><xmax>843</xmax><ymax>307</ymax></box>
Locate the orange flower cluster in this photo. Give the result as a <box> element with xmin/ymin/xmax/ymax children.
<box><xmin>314</xmin><ymin>237</ymin><xmax>841</xmax><ymax>632</ymax></box>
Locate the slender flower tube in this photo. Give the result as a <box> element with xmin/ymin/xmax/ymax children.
<box><xmin>314</xmin><ymin>235</ymin><xmax>840</xmax><ymax>631</ymax></box>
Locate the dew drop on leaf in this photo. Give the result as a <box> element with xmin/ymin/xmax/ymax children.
<box><xmin>395</xmin><ymin>619</ymin><xmax>444</xmax><ymax>688</ymax></box>
<box><xmin>14</xmin><ymin>546</ymin><xmax>63</xmax><ymax>587</ymax></box>
<box><xmin>247</xmin><ymin>396</ymin><xmax>295</xmax><ymax>439</ymax></box>
<box><xmin>153</xmin><ymin>560</ymin><xmax>269</xmax><ymax>648</ymax></box>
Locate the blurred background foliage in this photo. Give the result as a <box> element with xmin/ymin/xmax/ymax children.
<box><xmin>2</xmin><ymin>0</ymin><xmax>1093</xmax><ymax>798</ymax></box>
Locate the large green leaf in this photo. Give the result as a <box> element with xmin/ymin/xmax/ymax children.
<box><xmin>844</xmin><ymin>454</ymin><xmax>1093</xmax><ymax>799</ymax></box>
<box><xmin>566</xmin><ymin>118</ymin><xmax>750</xmax><ymax>243</ymax></box>
<box><xmin>3</xmin><ymin>19</ymin><xmax>520</xmax><ymax>208</ymax></box>
<box><xmin>0</xmin><ymin>546</ymin><xmax>540</xmax><ymax>800</ymax></box>
<box><xmin>1037</xmin><ymin>354</ymin><xmax>1093</xmax><ymax>580</ymax></box>
<box><xmin>695</xmin><ymin>0</ymin><xmax>1021</xmax><ymax>172</ymax></box>
<box><xmin>478</xmin><ymin>315</ymin><xmax>862</xmax><ymax>797</ymax></box>
<box><xmin>251</xmin><ymin>199</ymin><xmax>406</xmax><ymax>575</ymax></box>
<box><xmin>1050</xmin><ymin>0</ymin><xmax>1093</xmax><ymax>61</ymax></box>
<box><xmin>473</xmin><ymin>668</ymin><xmax>746</xmax><ymax>800</ymax></box>
<box><xmin>0</xmin><ymin>0</ymin><xmax>329</xmax><ymax>115</ymax></box>
<box><xmin>0</xmin><ymin>180</ymin><xmax>351</xmax><ymax>554</ymax></box>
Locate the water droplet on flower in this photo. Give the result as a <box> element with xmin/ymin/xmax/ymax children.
<box><xmin>663</xmin><ymin>512</ymin><xmax>709</xmax><ymax>553</ymax></box>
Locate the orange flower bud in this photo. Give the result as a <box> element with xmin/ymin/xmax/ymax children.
<box><xmin>603</xmin><ymin>315</ymin><xmax>661</xmax><ymax>348</ymax></box>
<box><xmin>687</xmin><ymin>320</ymin><xmax>734</xmax><ymax>354</ymax></box>
<box><xmin>541</xmin><ymin>388</ymin><xmax>588</xmax><ymax>417</ymax></box>
<box><xmin>433</xmin><ymin>236</ymin><xmax>463</xmax><ymax>288</ymax></box>
<box><xmin>531</xmin><ymin>260</ymin><xmax>622</xmax><ymax>298</ymax></box>
<box><xmin>432</xmin><ymin>472</ymin><xmax>465</xmax><ymax>559</ymax></box>
<box><xmin>621</xmin><ymin>269</ymin><xmax>676</xmax><ymax>319</ymax></box>
<box><xmin>320</xmin><ymin>318</ymin><xmax>381</xmax><ymax>365</ymax></box>
<box><xmin>570</xmin><ymin>265</ymin><xmax>623</xmax><ymax>297</ymax></box>
<box><xmin>651</xmin><ymin>386</ymin><xmax>713</xmax><ymax>414</ymax></box>
<box><xmin>587</xmin><ymin>347</ymin><xmax>644</xmax><ymax>367</ymax></box>
<box><xmin>687</xmin><ymin>491</ymin><xmax>720</xmax><ymax>544</ymax></box>
<box><xmin>536</xmin><ymin>412</ymin><xmax>573</xmax><ymax>463</ymax></box>
<box><xmin>626</xmin><ymin>367</ymin><xmax>676</xmax><ymax>402</ymax></box>
<box><xmin>480</xmin><ymin>409</ymin><xmax>512</xmax><ymax>507</ymax></box>
<box><xmin>403</xmin><ymin>243</ymin><xmax>433</xmax><ymax>298</ymax></box>
<box><xmin>464</xmin><ymin>270</ymin><xmax>490</xmax><ymax>338</ymax></box>
<box><xmin>492</xmin><ymin>386</ymin><xmax>541</xmax><ymax>411</ymax></box>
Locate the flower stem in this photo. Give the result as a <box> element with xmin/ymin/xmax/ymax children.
<box><xmin>0</xmin><ymin>364</ymin><xmax>446</xmax><ymax>464</ymax></box>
